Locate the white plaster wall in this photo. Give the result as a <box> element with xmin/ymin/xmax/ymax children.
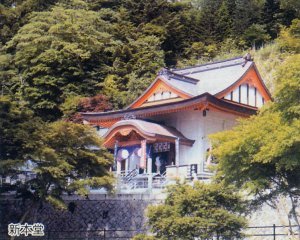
<box><xmin>149</xmin><ymin>109</ymin><xmax>240</xmax><ymax>170</ymax></box>
<box><xmin>240</xmin><ymin>84</ymin><xmax>248</xmax><ymax>104</ymax></box>
<box><xmin>232</xmin><ymin>87</ymin><xmax>239</xmax><ymax>102</ymax></box>
<box><xmin>97</xmin><ymin>128</ymin><xmax>108</xmax><ymax>137</ymax></box>
<box><xmin>249</xmin><ymin>87</ymin><xmax>256</xmax><ymax>106</ymax></box>
<box><xmin>257</xmin><ymin>91</ymin><xmax>264</xmax><ymax>107</ymax></box>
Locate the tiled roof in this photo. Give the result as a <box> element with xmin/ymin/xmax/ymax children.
<box><xmin>104</xmin><ymin>119</ymin><xmax>195</xmax><ymax>145</ymax></box>
<box><xmin>163</xmin><ymin>57</ymin><xmax>252</xmax><ymax>96</ymax></box>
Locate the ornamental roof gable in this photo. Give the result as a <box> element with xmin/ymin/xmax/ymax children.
<box><xmin>128</xmin><ymin>77</ymin><xmax>192</xmax><ymax>109</ymax></box>
<box><xmin>128</xmin><ymin>57</ymin><xmax>271</xmax><ymax>109</ymax></box>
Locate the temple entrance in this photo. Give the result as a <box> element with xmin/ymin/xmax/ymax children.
<box><xmin>115</xmin><ymin>143</ymin><xmax>175</xmax><ymax>174</ymax></box>
<box><xmin>116</xmin><ymin>145</ymin><xmax>146</xmax><ymax>173</ymax></box>
<box><xmin>102</xmin><ymin>119</ymin><xmax>194</xmax><ymax>178</ymax></box>
<box><xmin>151</xmin><ymin>143</ymin><xmax>175</xmax><ymax>174</ymax></box>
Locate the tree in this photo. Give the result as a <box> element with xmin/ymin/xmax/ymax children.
<box><xmin>140</xmin><ymin>182</ymin><xmax>247</xmax><ymax>240</ymax></box>
<box><xmin>243</xmin><ymin>24</ymin><xmax>270</xmax><ymax>48</ymax></box>
<box><xmin>278</xmin><ymin>19</ymin><xmax>300</xmax><ymax>53</ymax></box>
<box><xmin>233</xmin><ymin>0</ymin><xmax>261</xmax><ymax>37</ymax></box>
<box><xmin>0</xmin><ymin>96</ymin><xmax>41</xmax><ymax>179</ymax></box>
<box><xmin>196</xmin><ymin>0</ymin><xmax>222</xmax><ymax>44</ymax></box>
<box><xmin>211</xmin><ymin>54</ymin><xmax>300</xmax><ymax>233</ymax></box>
<box><xmin>19</xmin><ymin>121</ymin><xmax>114</xmax><ymax>210</ymax></box>
<box><xmin>4</xmin><ymin>3</ymin><xmax>119</xmax><ymax>120</ymax></box>
<box><xmin>280</xmin><ymin>0</ymin><xmax>300</xmax><ymax>17</ymax></box>
<box><xmin>273</xmin><ymin>54</ymin><xmax>300</xmax><ymax>120</ymax></box>
<box><xmin>126</xmin><ymin>35</ymin><xmax>165</xmax><ymax>103</ymax></box>
<box><xmin>261</xmin><ymin>0</ymin><xmax>281</xmax><ymax>39</ymax></box>
<box><xmin>216</xmin><ymin>1</ymin><xmax>232</xmax><ymax>41</ymax></box>
<box><xmin>60</xmin><ymin>94</ymin><xmax>112</xmax><ymax>123</ymax></box>
<box><xmin>0</xmin><ymin>94</ymin><xmax>114</xmax><ymax>212</ymax></box>
<box><xmin>0</xmin><ymin>0</ymin><xmax>59</xmax><ymax>45</ymax></box>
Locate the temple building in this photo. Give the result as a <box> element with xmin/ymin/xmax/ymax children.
<box><xmin>81</xmin><ymin>57</ymin><xmax>271</xmax><ymax>190</ymax></box>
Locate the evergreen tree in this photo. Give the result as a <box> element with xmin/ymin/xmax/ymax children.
<box><xmin>196</xmin><ymin>0</ymin><xmax>222</xmax><ymax>44</ymax></box>
<box><xmin>243</xmin><ymin>24</ymin><xmax>270</xmax><ymax>48</ymax></box>
<box><xmin>261</xmin><ymin>0</ymin><xmax>281</xmax><ymax>38</ymax></box>
<box><xmin>216</xmin><ymin>1</ymin><xmax>232</xmax><ymax>41</ymax></box>
<box><xmin>280</xmin><ymin>0</ymin><xmax>300</xmax><ymax>17</ymax></box>
<box><xmin>233</xmin><ymin>0</ymin><xmax>261</xmax><ymax>37</ymax></box>
<box><xmin>0</xmin><ymin>0</ymin><xmax>59</xmax><ymax>44</ymax></box>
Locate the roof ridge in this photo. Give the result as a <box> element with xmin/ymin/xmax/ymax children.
<box><xmin>172</xmin><ymin>56</ymin><xmax>243</xmax><ymax>72</ymax></box>
<box><xmin>184</xmin><ymin>61</ymin><xmax>249</xmax><ymax>75</ymax></box>
<box><xmin>166</xmin><ymin>70</ymin><xmax>199</xmax><ymax>84</ymax></box>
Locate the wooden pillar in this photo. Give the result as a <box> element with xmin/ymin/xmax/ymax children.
<box><xmin>147</xmin><ymin>156</ymin><xmax>152</xmax><ymax>174</ymax></box>
<box><xmin>125</xmin><ymin>157</ymin><xmax>129</xmax><ymax>174</ymax></box>
<box><xmin>140</xmin><ymin>140</ymin><xmax>147</xmax><ymax>172</ymax></box>
<box><xmin>113</xmin><ymin>141</ymin><xmax>118</xmax><ymax>172</ymax></box>
<box><xmin>175</xmin><ymin>138</ymin><xmax>180</xmax><ymax>166</ymax></box>
<box><xmin>175</xmin><ymin>138</ymin><xmax>180</xmax><ymax>176</ymax></box>
<box><xmin>117</xmin><ymin>161</ymin><xmax>121</xmax><ymax>175</ymax></box>
<box><xmin>147</xmin><ymin>157</ymin><xmax>152</xmax><ymax>191</ymax></box>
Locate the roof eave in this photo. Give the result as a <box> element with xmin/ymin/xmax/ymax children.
<box><xmin>252</xmin><ymin>63</ymin><xmax>273</xmax><ymax>100</ymax></box>
<box><xmin>214</xmin><ymin>62</ymin><xmax>254</xmax><ymax>98</ymax></box>
<box><xmin>81</xmin><ymin>93</ymin><xmax>257</xmax><ymax>123</ymax></box>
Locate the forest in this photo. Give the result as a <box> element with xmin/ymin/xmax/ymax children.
<box><xmin>0</xmin><ymin>0</ymin><xmax>300</xmax><ymax>237</ymax></box>
<box><xmin>0</xmin><ymin>0</ymin><xmax>299</xmax><ymax>119</ymax></box>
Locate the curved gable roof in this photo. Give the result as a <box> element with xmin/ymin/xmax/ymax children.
<box><xmin>127</xmin><ymin>57</ymin><xmax>271</xmax><ymax>110</ymax></box>
<box><xmin>103</xmin><ymin>119</ymin><xmax>195</xmax><ymax>148</ymax></box>
<box><xmin>170</xmin><ymin>57</ymin><xmax>253</xmax><ymax>96</ymax></box>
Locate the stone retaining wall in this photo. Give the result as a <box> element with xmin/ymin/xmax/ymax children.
<box><xmin>0</xmin><ymin>195</ymin><xmax>160</xmax><ymax>239</ymax></box>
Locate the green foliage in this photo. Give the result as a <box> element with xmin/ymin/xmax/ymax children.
<box><xmin>145</xmin><ymin>182</ymin><xmax>247</xmax><ymax>240</ymax></box>
<box><xmin>280</xmin><ymin>0</ymin><xmax>300</xmax><ymax>17</ymax></box>
<box><xmin>4</xmin><ymin>5</ymin><xmax>120</xmax><ymax>120</ymax></box>
<box><xmin>273</xmin><ymin>54</ymin><xmax>300</xmax><ymax>120</ymax></box>
<box><xmin>233</xmin><ymin>0</ymin><xmax>261</xmax><ymax>36</ymax></box>
<box><xmin>252</xmin><ymin>43</ymin><xmax>283</xmax><ymax>91</ymax></box>
<box><xmin>210</xmin><ymin>46</ymin><xmax>300</xmax><ymax>225</ymax></box>
<box><xmin>26</xmin><ymin>121</ymin><xmax>114</xmax><ymax>207</ymax></box>
<box><xmin>100</xmin><ymin>75</ymin><xmax>127</xmax><ymax>109</ymax></box>
<box><xmin>126</xmin><ymin>35</ymin><xmax>165</xmax><ymax>103</ymax></box>
<box><xmin>278</xmin><ymin>19</ymin><xmax>300</xmax><ymax>53</ymax></box>
<box><xmin>0</xmin><ymin>94</ymin><xmax>114</xmax><ymax>207</ymax></box>
<box><xmin>243</xmin><ymin>24</ymin><xmax>271</xmax><ymax>47</ymax></box>
<box><xmin>0</xmin><ymin>96</ymin><xmax>41</xmax><ymax>175</ymax></box>
<box><xmin>61</xmin><ymin>94</ymin><xmax>112</xmax><ymax>122</ymax></box>
<box><xmin>0</xmin><ymin>0</ymin><xmax>58</xmax><ymax>44</ymax></box>
<box><xmin>1</xmin><ymin>0</ymin><xmax>299</xmax><ymax>115</ymax></box>
<box><xmin>211</xmin><ymin>111</ymin><xmax>300</xmax><ymax>195</ymax></box>
<box><xmin>216</xmin><ymin>1</ymin><xmax>232</xmax><ymax>41</ymax></box>
<box><xmin>132</xmin><ymin>235</ymin><xmax>156</xmax><ymax>240</ymax></box>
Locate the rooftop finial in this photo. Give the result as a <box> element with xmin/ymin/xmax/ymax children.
<box><xmin>242</xmin><ymin>48</ymin><xmax>253</xmax><ymax>67</ymax></box>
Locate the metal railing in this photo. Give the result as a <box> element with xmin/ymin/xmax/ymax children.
<box><xmin>1</xmin><ymin>225</ymin><xmax>298</xmax><ymax>239</ymax></box>
<box><xmin>244</xmin><ymin>224</ymin><xmax>299</xmax><ymax>239</ymax></box>
<box><xmin>115</xmin><ymin>171</ymin><xmax>168</xmax><ymax>191</ymax></box>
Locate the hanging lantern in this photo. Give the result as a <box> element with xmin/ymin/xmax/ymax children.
<box><xmin>117</xmin><ymin>149</ymin><xmax>129</xmax><ymax>162</ymax></box>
